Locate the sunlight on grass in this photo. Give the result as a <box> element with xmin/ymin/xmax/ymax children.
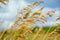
<box><xmin>0</xmin><ymin>1</ymin><xmax>60</xmax><ymax>40</ymax></box>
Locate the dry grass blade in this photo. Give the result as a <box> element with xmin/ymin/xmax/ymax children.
<box><xmin>42</xmin><ymin>26</ymin><xmax>57</xmax><ymax>40</ymax></box>
<box><xmin>56</xmin><ymin>15</ymin><xmax>60</xmax><ymax>21</ymax></box>
<box><xmin>32</xmin><ymin>7</ymin><xmax>45</xmax><ymax>16</ymax></box>
<box><xmin>40</xmin><ymin>15</ymin><xmax>47</xmax><ymax>22</ymax></box>
<box><xmin>0</xmin><ymin>30</ymin><xmax>6</xmax><ymax>40</ymax></box>
<box><xmin>46</xmin><ymin>10</ymin><xmax>56</xmax><ymax>17</ymax></box>
<box><xmin>31</xmin><ymin>26</ymin><xmax>43</xmax><ymax>40</ymax></box>
<box><xmin>53</xmin><ymin>34</ymin><xmax>60</xmax><ymax>40</ymax></box>
<box><xmin>0</xmin><ymin>0</ymin><xmax>9</xmax><ymax>5</ymax></box>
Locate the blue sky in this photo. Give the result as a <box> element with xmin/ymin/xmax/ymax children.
<box><xmin>0</xmin><ymin>0</ymin><xmax>60</xmax><ymax>31</ymax></box>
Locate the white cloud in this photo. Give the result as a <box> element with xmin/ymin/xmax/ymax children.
<box><xmin>17</xmin><ymin>0</ymin><xmax>28</xmax><ymax>10</ymax></box>
<box><xmin>7</xmin><ymin>0</ymin><xmax>17</xmax><ymax>13</ymax></box>
<box><xmin>50</xmin><ymin>21</ymin><xmax>60</xmax><ymax>25</ymax></box>
<box><xmin>0</xmin><ymin>21</ymin><xmax>14</xmax><ymax>30</ymax></box>
<box><xmin>0</xmin><ymin>13</ymin><xmax>15</xmax><ymax>19</ymax></box>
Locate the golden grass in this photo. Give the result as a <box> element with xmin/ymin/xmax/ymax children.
<box><xmin>0</xmin><ymin>25</ymin><xmax>60</xmax><ymax>40</ymax></box>
<box><xmin>0</xmin><ymin>1</ymin><xmax>60</xmax><ymax>40</ymax></box>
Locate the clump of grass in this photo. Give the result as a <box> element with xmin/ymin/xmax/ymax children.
<box><xmin>0</xmin><ymin>1</ymin><xmax>60</xmax><ymax>40</ymax></box>
<box><xmin>0</xmin><ymin>25</ymin><xmax>60</xmax><ymax>40</ymax></box>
